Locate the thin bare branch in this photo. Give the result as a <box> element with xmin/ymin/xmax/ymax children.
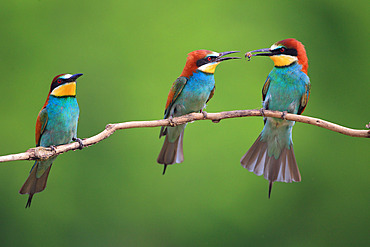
<box><xmin>0</xmin><ymin>109</ymin><xmax>368</xmax><ymax>163</ymax></box>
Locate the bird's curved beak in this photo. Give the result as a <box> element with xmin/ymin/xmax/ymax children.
<box><xmin>216</xmin><ymin>51</ymin><xmax>241</xmax><ymax>62</ymax></box>
<box><xmin>245</xmin><ymin>48</ymin><xmax>272</xmax><ymax>59</ymax></box>
<box><xmin>70</xmin><ymin>73</ymin><xmax>83</xmax><ymax>82</ymax></box>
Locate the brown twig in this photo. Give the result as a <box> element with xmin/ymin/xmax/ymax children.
<box><xmin>0</xmin><ymin>109</ymin><xmax>368</xmax><ymax>163</ymax></box>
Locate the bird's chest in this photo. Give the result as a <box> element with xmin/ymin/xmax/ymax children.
<box><xmin>175</xmin><ymin>73</ymin><xmax>215</xmax><ymax>114</ymax></box>
<box><xmin>265</xmin><ymin>68</ymin><xmax>307</xmax><ymax>113</ymax></box>
<box><xmin>41</xmin><ymin>96</ymin><xmax>79</xmax><ymax>146</ymax></box>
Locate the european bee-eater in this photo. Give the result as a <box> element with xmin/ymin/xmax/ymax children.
<box><xmin>158</xmin><ymin>50</ymin><xmax>240</xmax><ymax>174</ymax></box>
<box><xmin>19</xmin><ymin>73</ymin><xmax>83</xmax><ymax>207</ymax></box>
<box><xmin>241</xmin><ymin>39</ymin><xmax>310</xmax><ymax>197</ymax></box>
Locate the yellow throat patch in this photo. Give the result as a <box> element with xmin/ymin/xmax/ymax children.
<box><xmin>270</xmin><ymin>55</ymin><xmax>297</xmax><ymax>67</ymax></box>
<box><xmin>198</xmin><ymin>62</ymin><xmax>220</xmax><ymax>74</ymax></box>
<box><xmin>51</xmin><ymin>82</ymin><xmax>76</xmax><ymax>97</ymax></box>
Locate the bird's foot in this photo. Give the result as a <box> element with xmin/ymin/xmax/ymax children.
<box><xmin>281</xmin><ymin>111</ymin><xmax>288</xmax><ymax>120</ymax></box>
<box><xmin>72</xmin><ymin>137</ymin><xmax>84</xmax><ymax>150</ymax></box>
<box><xmin>201</xmin><ymin>110</ymin><xmax>208</xmax><ymax>119</ymax></box>
<box><xmin>49</xmin><ymin>145</ymin><xmax>57</xmax><ymax>154</ymax></box>
<box><xmin>168</xmin><ymin>115</ymin><xmax>176</xmax><ymax>127</ymax></box>
<box><xmin>260</xmin><ymin>108</ymin><xmax>265</xmax><ymax>117</ymax></box>
<box><xmin>366</xmin><ymin>122</ymin><xmax>370</xmax><ymax>129</ymax></box>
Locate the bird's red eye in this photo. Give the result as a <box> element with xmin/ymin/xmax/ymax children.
<box><xmin>207</xmin><ymin>57</ymin><xmax>212</xmax><ymax>61</ymax></box>
<box><xmin>57</xmin><ymin>79</ymin><xmax>62</xmax><ymax>83</ymax></box>
<box><xmin>280</xmin><ymin>48</ymin><xmax>285</xmax><ymax>52</ymax></box>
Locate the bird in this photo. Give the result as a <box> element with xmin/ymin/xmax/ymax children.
<box><xmin>19</xmin><ymin>73</ymin><xmax>84</xmax><ymax>208</ymax></box>
<box><xmin>158</xmin><ymin>50</ymin><xmax>240</xmax><ymax>175</ymax></box>
<box><xmin>241</xmin><ymin>39</ymin><xmax>311</xmax><ymax>198</ymax></box>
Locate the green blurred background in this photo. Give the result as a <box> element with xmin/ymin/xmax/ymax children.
<box><xmin>1</xmin><ymin>0</ymin><xmax>369</xmax><ymax>246</ymax></box>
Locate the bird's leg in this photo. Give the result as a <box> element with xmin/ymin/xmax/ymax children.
<box><xmin>281</xmin><ymin>111</ymin><xmax>288</xmax><ymax>120</ymax></box>
<box><xmin>72</xmin><ymin>137</ymin><xmax>84</xmax><ymax>150</ymax></box>
<box><xmin>366</xmin><ymin>122</ymin><xmax>370</xmax><ymax>129</ymax></box>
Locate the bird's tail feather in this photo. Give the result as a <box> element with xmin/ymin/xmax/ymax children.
<box><xmin>157</xmin><ymin>131</ymin><xmax>184</xmax><ymax>173</ymax></box>
<box><xmin>19</xmin><ymin>162</ymin><xmax>52</xmax><ymax>208</ymax></box>
<box><xmin>241</xmin><ymin>134</ymin><xmax>301</xmax><ymax>184</ymax></box>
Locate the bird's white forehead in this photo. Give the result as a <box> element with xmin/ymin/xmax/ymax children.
<box><xmin>270</xmin><ymin>44</ymin><xmax>282</xmax><ymax>50</ymax></box>
<box><xmin>60</xmin><ymin>74</ymin><xmax>73</xmax><ymax>79</ymax></box>
<box><xmin>206</xmin><ymin>51</ymin><xmax>219</xmax><ymax>57</ymax></box>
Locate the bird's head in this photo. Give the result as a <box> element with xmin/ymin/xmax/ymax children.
<box><xmin>50</xmin><ymin>73</ymin><xmax>83</xmax><ymax>97</ymax></box>
<box><xmin>180</xmin><ymin>50</ymin><xmax>240</xmax><ymax>77</ymax></box>
<box><xmin>245</xmin><ymin>38</ymin><xmax>308</xmax><ymax>74</ymax></box>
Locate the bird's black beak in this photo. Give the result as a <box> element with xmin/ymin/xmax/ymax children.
<box><xmin>216</xmin><ymin>51</ymin><xmax>241</xmax><ymax>62</ymax></box>
<box><xmin>245</xmin><ymin>48</ymin><xmax>272</xmax><ymax>60</ymax></box>
<box><xmin>70</xmin><ymin>73</ymin><xmax>83</xmax><ymax>82</ymax></box>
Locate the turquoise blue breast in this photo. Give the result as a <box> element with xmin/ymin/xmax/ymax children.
<box><xmin>174</xmin><ymin>71</ymin><xmax>215</xmax><ymax>115</ymax></box>
<box><xmin>266</xmin><ymin>62</ymin><xmax>309</xmax><ymax>114</ymax></box>
<box><xmin>41</xmin><ymin>95</ymin><xmax>79</xmax><ymax>147</ymax></box>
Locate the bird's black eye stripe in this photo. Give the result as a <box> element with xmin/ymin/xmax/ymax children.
<box><xmin>51</xmin><ymin>80</ymin><xmax>60</xmax><ymax>91</ymax></box>
<box><xmin>50</xmin><ymin>78</ymin><xmax>68</xmax><ymax>91</ymax></box>
<box><xmin>196</xmin><ymin>56</ymin><xmax>217</xmax><ymax>67</ymax></box>
<box><xmin>272</xmin><ymin>48</ymin><xmax>298</xmax><ymax>56</ymax></box>
<box><xmin>284</xmin><ymin>48</ymin><xmax>297</xmax><ymax>56</ymax></box>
